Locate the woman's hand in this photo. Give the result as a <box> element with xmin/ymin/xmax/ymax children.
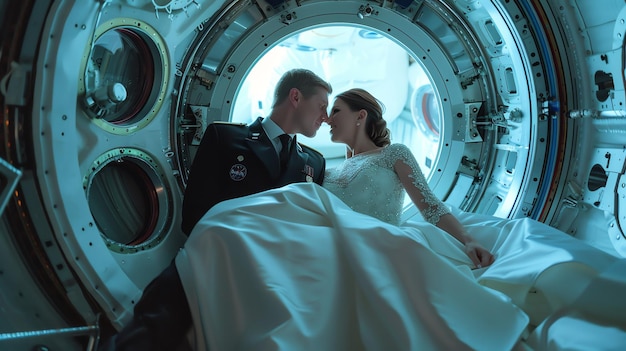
<box><xmin>464</xmin><ymin>240</ymin><xmax>495</xmax><ymax>269</ymax></box>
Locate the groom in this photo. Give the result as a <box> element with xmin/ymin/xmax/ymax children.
<box><xmin>99</xmin><ymin>68</ymin><xmax>332</xmax><ymax>351</ymax></box>
<box><xmin>181</xmin><ymin>69</ymin><xmax>331</xmax><ymax>235</ymax></box>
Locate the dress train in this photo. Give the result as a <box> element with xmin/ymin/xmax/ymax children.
<box><xmin>176</xmin><ymin>183</ymin><xmax>529</xmax><ymax>351</ymax></box>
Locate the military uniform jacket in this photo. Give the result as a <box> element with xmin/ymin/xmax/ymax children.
<box><xmin>181</xmin><ymin>117</ymin><xmax>326</xmax><ymax>235</ymax></box>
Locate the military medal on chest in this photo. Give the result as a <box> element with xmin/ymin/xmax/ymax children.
<box><xmin>303</xmin><ymin>165</ymin><xmax>314</xmax><ymax>182</ymax></box>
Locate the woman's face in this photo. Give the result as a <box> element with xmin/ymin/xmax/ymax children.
<box><xmin>326</xmin><ymin>98</ymin><xmax>360</xmax><ymax>145</ymax></box>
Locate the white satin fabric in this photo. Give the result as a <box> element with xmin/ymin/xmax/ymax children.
<box><xmin>443</xmin><ymin>208</ymin><xmax>620</xmax><ymax>314</ymax></box>
<box><xmin>176</xmin><ymin>183</ymin><xmax>624</xmax><ymax>351</ymax></box>
<box><xmin>525</xmin><ymin>259</ymin><xmax>626</xmax><ymax>350</ymax></box>
<box><xmin>177</xmin><ymin>183</ymin><xmax>529</xmax><ymax>351</ymax></box>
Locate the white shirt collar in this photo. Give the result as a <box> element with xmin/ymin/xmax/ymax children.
<box><xmin>262</xmin><ymin>117</ymin><xmax>292</xmax><ymax>140</ymax></box>
<box><xmin>262</xmin><ymin>117</ymin><xmax>295</xmax><ymax>155</ymax></box>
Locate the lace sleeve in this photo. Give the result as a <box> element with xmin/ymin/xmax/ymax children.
<box><xmin>388</xmin><ymin>144</ymin><xmax>451</xmax><ymax>225</ymax></box>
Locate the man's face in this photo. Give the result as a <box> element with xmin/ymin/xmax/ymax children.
<box><xmin>296</xmin><ymin>87</ymin><xmax>329</xmax><ymax>138</ymax></box>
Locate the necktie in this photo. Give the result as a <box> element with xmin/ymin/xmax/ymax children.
<box><xmin>278</xmin><ymin>134</ymin><xmax>291</xmax><ymax>170</ymax></box>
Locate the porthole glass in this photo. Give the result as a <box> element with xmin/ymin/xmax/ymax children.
<box><xmin>83</xmin><ymin>149</ymin><xmax>170</xmax><ymax>253</ymax></box>
<box><xmin>79</xmin><ymin>18</ymin><xmax>169</xmax><ymax>134</ymax></box>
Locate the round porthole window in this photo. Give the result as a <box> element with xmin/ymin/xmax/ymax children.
<box><xmin>78</xmin><ymin>18</ymin><xmax>169</xmax><ymax>134</ymax></box>
<box><xmin>83</xmin><ymin>148</ymin><xmax>171</xmax><ymax>253</ymax></box>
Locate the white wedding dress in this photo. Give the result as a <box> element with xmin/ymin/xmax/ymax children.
<box><xmin>176</xmin><ymin>144</ymin><xmax>623</xmax><ymax>351</ymax></box>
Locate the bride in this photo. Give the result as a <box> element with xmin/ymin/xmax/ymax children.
<box><xmin>176</xmin><ymin>89</ymin><xmax>622</xmax><ymax>350</ymax></box>
<box><xmin>322</xmin><ymin>88</ymin><xmax>495</xmax><ymax>269</ymax></box>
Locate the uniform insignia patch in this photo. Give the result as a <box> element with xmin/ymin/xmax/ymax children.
<box><xmin>229</xmin><ymin>164</ymin><xmax>247</xmax><ymax>181</ymax></box>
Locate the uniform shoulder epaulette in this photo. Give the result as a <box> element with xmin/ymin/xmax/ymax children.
<box><xmin>298</xmin><ymin>142</ymin><xmax>324</xmax><ymax>157</ymax></box>
<box><xmin>212</xmin><ymin>121</ymin><xmax>247</xmax><ymax>126</ymax></box>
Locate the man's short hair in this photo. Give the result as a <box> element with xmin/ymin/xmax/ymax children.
<box><xmin>272</xmin><ymin>68</ymin><xmax>332</xmax><ymax>107</ymax></box>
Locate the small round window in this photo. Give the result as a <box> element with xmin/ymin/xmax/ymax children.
<box><xmin>79</xmin><ymin>18</ymin><xmax>169</xmax><ymax>134</ymax></box>
<box><xmin>83</xmin><ymin>148</ymin><xmax>170</xmax><ymax>253</ymax></box>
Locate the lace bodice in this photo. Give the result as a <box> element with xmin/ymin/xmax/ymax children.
<box><xmin>323</xmin><ymin>144</ymin><xmax>450</xmax><ymax>226</ymax></box>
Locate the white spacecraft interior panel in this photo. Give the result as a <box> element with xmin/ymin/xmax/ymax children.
<box><xmin>0</xmin><ymin>0</ymin><xmax>625</xmax><ymax>350</ymax></box>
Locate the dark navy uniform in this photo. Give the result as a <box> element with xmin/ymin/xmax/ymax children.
<box><xmin>182</xmin><ymin>117</ymin><xmax>326</xmax><ymax>235</ymax></box>
<box><xmin>100</xmin><ymin>117</ymin><xmax>325</xmax><ymax>351</ymax></box>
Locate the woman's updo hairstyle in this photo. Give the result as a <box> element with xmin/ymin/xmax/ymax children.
<box><xmin>335</xmin><ymin>88</ymin><xmax>391</xmax><ymax>147</ymax></box>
